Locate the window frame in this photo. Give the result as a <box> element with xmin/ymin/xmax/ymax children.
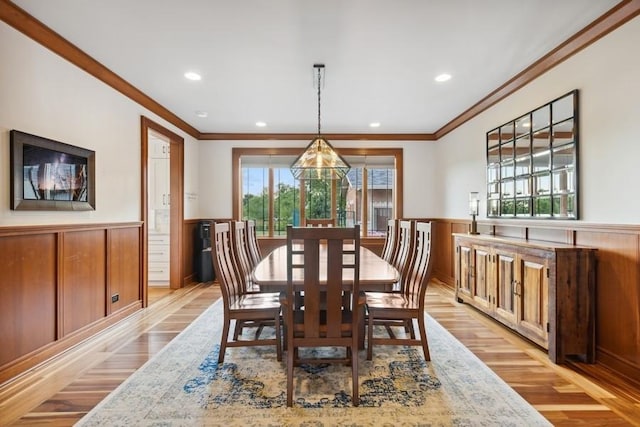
<box><xmin>232</xmin><ymin>147</ymin><xmax>403</xmax><ymax>237</ymax></box>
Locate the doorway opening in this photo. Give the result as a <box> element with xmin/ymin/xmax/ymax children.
<box><xmin>141</xmin><ymin>116</ymin><xmax>184</xmax><ymax>307</ymax></box>
<box><xmin>147</xmin><ymin>130</ymin><xmax>171</xmax><ymax>288</ymax></box>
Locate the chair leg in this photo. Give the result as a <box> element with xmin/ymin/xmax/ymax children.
<box><xmin>233</xmin><ymin>320</ymin><xmax>243</xmax><ymax>340</ymax></box>
<box><xmin>407</xmin><ymin>319</ymin><xmax>416</xmax><ymax>339</ymax></box>
<box><xmin>282</xmin><ymin>320</ymin><xmax>287</xmax><ymax>349</ymax></box>
<box><xmin>384</xmin><ymin>324</ymin><xmax>396</xmax><ymax>338</ymax></box>
<box><xmin>417</xmin><ymin>313</ymin><xmax>430</xmax><ymax>361</ymax></box>
<box><xmin>367</xmin><ymin>309</ymin><xmax>374</xmax><ymax>360</ymax></box>
<box><xmin>286</xmin><ymin>335</ymin><xmax>294</xmax><ymax>406</ymax></box>
<box><xmin>352</xmin><ymin>336</ymin><xmax>359</xmax><ymax>406</ymax></box>
<box><xmin>358</xmin><ymin>304</ymin><xmax>366</xmax><ymax>349</ymax></box>
<box><xmin>404</xmin><ymin>319</ymin><xmax>411</xmax><ymax>334</ymax></box>
<box><xmin>254</xmin><ymin>323</ymin><xmax>265</xmax><ymax>339</ymax></box>
<box><xmin>219</xmin><ymin>318</ymin><xmax>231</xmax><ymax>363</ymax></box>
<box><xmin>274</xmin><ymin>312</ymin><xmax>282</xmax><ymax>362</ymax></box>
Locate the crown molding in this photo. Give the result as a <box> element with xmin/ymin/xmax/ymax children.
<box><xmin>198</xmin><ymin>133</ymin><xmax>437</xmax><ymax>141</ymax></box>
<box><xmin>2</xmin><ymin>0</ymin><xmax>638</xmax><ymax>142</ymax></box>
<box><xmin>0</xmin><ymin>0</ymin><xmax>201</xmax><ymax>139</ymax></box>
<box><xmin>435</xmin><ymin>0</ymin><xmax>640</xmax><ymax>139</ymax></box>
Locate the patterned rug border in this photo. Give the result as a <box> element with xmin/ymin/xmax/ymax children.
<box><xmin>76</xmin><ymin>298</ymin><xmax>551</xmax><ymax>426</ymax></box>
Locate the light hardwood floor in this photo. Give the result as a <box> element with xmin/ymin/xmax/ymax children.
<box><xmin>1</xmin><ymin>281</ymin><xmax>639</xmax><ymax>426</ymax></box>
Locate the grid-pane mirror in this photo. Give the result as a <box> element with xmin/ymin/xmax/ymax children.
<box><xmin>486</xmin><ymin>90</ymin><xmax>578</xmax><ymax>219</ymax></box>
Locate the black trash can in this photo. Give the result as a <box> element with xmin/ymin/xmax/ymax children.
<box><xmin>194</xmin><ymin>221</ymin><xmax>214</xmax><ymax>282</ymax></box>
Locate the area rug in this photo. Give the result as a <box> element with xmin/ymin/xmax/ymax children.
<box><xmin>76</xmin><ymin>299</ymin><xmax>551</xmax><ymax>426</ymax></box>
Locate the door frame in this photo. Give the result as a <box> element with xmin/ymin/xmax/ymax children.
<box><xmin>141</xmin><ymin>116</ymin><xmax>184</xmax><ymax>307</ymax></box>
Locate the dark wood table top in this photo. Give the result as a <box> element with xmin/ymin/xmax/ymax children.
<box><xmin>252</xmin><ymin>244</ymin><xmax>399</xmax><ymax>291</ymax></box>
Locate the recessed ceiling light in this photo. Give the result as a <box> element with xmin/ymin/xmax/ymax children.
<box><xmin>195</xmin><ymin>111</ymin><xmax>208</xmax><ymax>118</ymax></box>
<box><xmin>184</xmin><ymin>71</ymin><xmax>202</xmax><ymax>81</ymax></box>
<box><xmin>435</xmin><ymin>73</ymin><xmax>452</xmax><ymax>82</ymax></box>
<box><xmin>369</xmin><ymin>122</ymin><xmax>381</xmax><ymax>128</ymax></box>
<box><xmin>256</xmin><ymin>121</ymin><xmax>267</xmax><ymax>127</ymax></box>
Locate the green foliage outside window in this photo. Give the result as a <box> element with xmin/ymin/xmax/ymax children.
<box><xmin>240</xmin><ymin>155</ymin><xmax>397</xmax><ymax>236</ymax></box>
<box><xmin>274</xmin><ymin>183</ymin><xmax>299</xmax><ymax>234</ymax></box>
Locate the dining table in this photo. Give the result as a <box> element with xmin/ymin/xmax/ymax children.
<box><xmin>251</xmin><ymin>244</ymin><xmax>400</xmax><ymax>292</ymax></box>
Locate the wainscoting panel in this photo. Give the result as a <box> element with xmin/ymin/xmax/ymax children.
<box><xmin>575</xmin><ymin>229</ymin><xmax>640</xmax><ymax>381</ymax></box>
<box><xmin>432</xmin><ymin>220</ymin><xmax>468</xmax><ymax>285</ymax></box>
<box><xmin>108</xmin><ymin>227</ymin><xmax>142</xmax><ymax>313</ymax></box>
<box><xmin>61</xmin><ymin>229</ymin><xmax>107</xmax><ymax>336</ymax></box>
<box><xmin>0</xmin><ymin>222</ymin><xmax>142</xmax><ymax>384</ymax></box>
<box><xmin>527</xmin><ymin>227</ymin><xmax>573</xmax><ymax>244</ymax></box>
<box><xmin>0</xmin><ymin>233</ymin><xmax>57</xmax><ymax>368</ymax></box>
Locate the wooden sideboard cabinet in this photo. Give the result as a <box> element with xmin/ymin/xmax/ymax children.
<box><xmin>453</xmin><ymin>233</ymin><xmax>596</xmax><ymax>364</ymax></box>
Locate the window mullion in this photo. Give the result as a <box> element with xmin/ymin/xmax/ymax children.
<box><xmin>362</xmin><ymin>166</ymin><xmax>368</xmax><ymax>237</ymax></box>
<box><xmin>331</xmin><ymin>179</ymin><xmax>337</xmax><ymax>225</ymax></box>
<box><xmin>268</xmin><ymin>168</ymin><xmax>274</xmax><ymax>237</ymax></box>
<box><xmin>299</xmin><ymin>179</ymin><xmax>306</xmax><ymax>226</ymax></box>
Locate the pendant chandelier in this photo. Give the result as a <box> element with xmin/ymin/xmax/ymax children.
<box><xmin>290</xmin><ymin>64</ymin><xmax>351</xmax><ymax>180</ymax></box>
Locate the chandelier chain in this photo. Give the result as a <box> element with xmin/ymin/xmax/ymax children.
<box><xmin>317</xmin><ymin>66</ymin><xmax>322</xmax><ymax>136</ymax></box>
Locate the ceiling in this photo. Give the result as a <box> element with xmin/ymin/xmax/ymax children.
<box><xmin>11</xmin><ymin>0</ymin><xmax>622</xmax><ymax>136</ymax></box>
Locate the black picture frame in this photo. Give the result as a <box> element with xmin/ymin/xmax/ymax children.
<box><xmin>9</xmin><ymin>130</ymin><xmax>96</xmax><ymax>211</ymax></box>
<box><xmin>485</xmin><ymin>90</ymin><xmax>578</xmax><ymax>219</ymax></box>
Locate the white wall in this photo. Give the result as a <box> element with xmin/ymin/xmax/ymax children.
<box><xmin>197</xmin><ymin>139</ymin><xmax>440</xmax><ymax>219</ymax></box>
<box><xmin>5</xmin><ymin>14</ymin><xmax>637</xmax><ymax>226</ymax></box>
<box><xmin>0</xmin><ymin>23</ymin><xmax>199</xmax><ymax>225</ymax></box>
<box><xmin>436</xmin><ymin>16</ymin><xmax>640</xmax><ymax>224</ymax></box>
<box><xmin>182</xmin><ymin>138</ymin><xmax>199</xmax><ymax>219</ymax></box>
<box><xmin>199</xmin><ymin>18</ymin><xmax>640</xmax><ymax>225</ymax></box>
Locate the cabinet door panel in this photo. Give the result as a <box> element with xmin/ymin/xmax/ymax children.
<box><xmin>517</xmin><ymin>257</ymin><xmax>549</xmax><ymax>346</ymax></box>
<box><xmin>151</xmin><ymin>158</ymin><xmax>170</xmax><ymax>210</ymax></box>
<box><xmin>456</xmin><ymin>244</ymin><xmax>472</xmax><ymax>300</ymax></box>
<box><xmin>494</xmin><ymin>252</ymin><xmax>516</xmax><ymax>326</ymax></box>
<box><xmin>150</xmin><ymin>139</ymin><xmax>169</xmax><ymax>158</ymax></box>
<box><xmin>472</xmin><ymin>247</ymin><xmax>492</xmax><ymax>311</ymax></box>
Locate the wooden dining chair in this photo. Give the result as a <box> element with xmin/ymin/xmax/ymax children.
<box><xmin>212</xmin><ymin>222</ymin><xmax>282</xmax><ymax>363</ymax></box>
<box><xmin>230</xmin><ymin>220</ymin><xmax>270</xmax><ymax>338</ymax></box>
<box><xmin>369</xmin><ymin>219</ymin><xmax>414</xmax><ymax>333</ymax></box>
<box><xmin>245</xmin><ymin>219</ymin><xmax>263</xmax><ymax>269</ymax></box>
<box><xmin>365</xmin><ymin>221</ymin><xmax>434</xmax><ymax>361</ymax></box>
<box><xmin>305</xmin><ymin>218</ymin><xmax>336</xmax><ymax>227</ymax></box>
<box><xmin>282</xmin><ymin>225</ymin><xmax>362</xmax><ymax>407</ymax></box>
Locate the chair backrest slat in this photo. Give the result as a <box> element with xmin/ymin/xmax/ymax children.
<box><xmin>391</xmin><ymin>220</ymin><xmax>415</xmax><ymax>281</ymax></box>
<box><xmin>403</xmin><ymin>221</ymin><xmax>434</xmax><ymax>306</ymax></box>
<box><xmin>305</xmin><ymin>218</ymin><xmax>336</xmax><ymax>227</ymax></box>
<box><xmin>380</xmin><ymin>219</ymin><xmax>397</xmax><ymax>263</ymax></box>
<box><xmin>231</xmin><ymin>220</ymin><xmax>253</xmax><ymax>289</ymax></box>
<box><xmin>245</xmin><ymin>219</ymin><xmax>262</xmax><ymax>268</ymax></box>
<box><xmin>213</xmin><ymin>222</ymin><xmax>243</xmax><ymax>305</ymax></box>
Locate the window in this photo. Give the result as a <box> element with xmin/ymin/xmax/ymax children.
<box><xmin>232</xmin><ymin>148</ymin><xmax>402</xmax><ymax>237</ymax></box>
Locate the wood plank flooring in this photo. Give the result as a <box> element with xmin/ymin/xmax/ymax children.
<box><xmin>1</xmin><ymin>281</ymin><xmax>639</xmax><ymax>426</ymax></box>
